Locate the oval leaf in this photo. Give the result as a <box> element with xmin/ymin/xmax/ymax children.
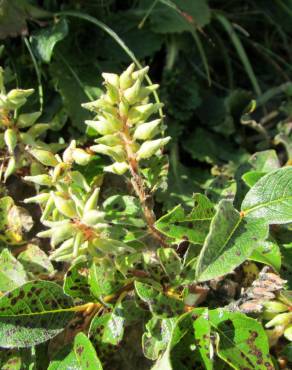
<box><xmin>196</xmin><ymin>200</ymin><xmax>268</xmax><ymax>282</ymax></box>
<box><xmin>0</xmin><ymin>281</ymin><xmax>74</xmax><ymax>348</ymax></box>
<box><xmin>242</xmin><ymin>166</ymin><xmax>292</xmax><ymax>224</ymax></box>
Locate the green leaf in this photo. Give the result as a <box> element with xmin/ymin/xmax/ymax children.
<box><xmin>155</xmin><ymin>193</ymin><xmax>215</xmax><ymax>244</ymax></box>
<box><xmin>209</xmin><ymin>310</ymin><xmax>273</xmax><ymax>369</ymax></box>
<box><xmin>152</xmin><ymin>309</ymin><xmax>204</xmax><ymax>370</ymax></box>
<box><xmin>17</xmin><ymin>244</ymin><xmax>54</xmax><ymax>277</ymax></box>
<box><xmin>73</xmin><ymin>332</ymin><xmax>103</xmax><ymax>370</ymax></box>
<box><xmin>63</xmin><ymin>261</ymin><xmax>92</xmax><ymax>301</ymax></box>
<box><xmin>157</xmin><ymin>248</ymin><xmax>182</xmax><ymax>282</ymax></box>
<box><xmin>89</xmin><ymin>260</ymin><xmax>123</xmax><ymax>299</ymax></box>
<box><xmin>89</xmin><ymin>301</ymin><xmax>137</xmax><ymax>362</ymax></box>
<box><xmin>0</xmin><ymin>281</ymin><xmax>74</xmax><ymax>348</ymax></box>
<box><xmin>196</xmin><ymin>200</ymin><xmax>268</xmax><ymax>282</ymax></box>
<box><xmin>103</xmin><ymin>195</ymin><xmax>145</xmax><ymax>227</ymax></box>
<box><xmin>0</xmin><ymin>249</ymin><xmax>28</xmax><ymax>292</ymax></box>
<box><xmin>249</xmin><ymin>240</ymin><xmax>281</xmax><ymax>271</ymax></box>
<box><xmin>49</xmin><ymin>56</ymin><xmax>99</xmax><ymax>131</ymax></box>
<box><xmin>135</xmin><ymin>281</ymin><xmax>184</xmax><ymax>317</ymax></box>
<box><xmin>142</xmin><ymin>317</ymin><xmax>176</xmax><ymax>360</ymax></box>
<box><xmin>193</xmin><ymin>309</ymin><xmax>213</xmax><ymax>370</ymax></box>
<box><xmin>48</xmin><ymin>333</ymin><xmax>103</xmax><ymax>370</ymax></box>
<box><xmin>89</xmin><ymin>308</ymin><xmax>124</xmax><ymax>347</ymax></box>
<box><xmin>242</xmin><ymin>171</ymin><xmax>266</xmax><ymax>188</ymax></box>
<box><xmin>185</xmin><ymin>127</ymin><xmax>245</xmax><ymax>165</ymax></box>
<box><xmin>30</xmin><ymin>19</ymin><xmax>68</xmax><ymax>63</ymax></box>
<box><xmin>148</xmin><ymin>0</ymin><xmax>211</xmax><ymax>34</ymax></box>
<box><xmin>241</xmin><ymin>166</ymin><xmax>292</xmax><ymax>224</ymax></box>
<box><xmin>248</xmin><ymin>150</ymin><xmax>280</xmax><ymax>172</ymax></box>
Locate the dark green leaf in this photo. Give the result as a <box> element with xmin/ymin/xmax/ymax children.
<box><xmin>196</xmin><ymin>200</ymin><xmax>268</xmax><ymax>282</ymax></box>
<box><xmin>249</xmin><ymin>240</ymin><xmax>281</xmax><ymax>271</ymax></box>
<box><xmin>0</xmin><ymin>281</ymin><xmax>74</xmax><ymax>348</ymax></box>
<box><xmin>135</xmin><ymin>281</ymin><xmax>184</xmax><ymax>317</ymax></box>
<box><xmin>148</xmin><ymin>0</ymin><xmax>211</xmax><ymax>34</ymax></box>
<box><xmin>242</xmin><ymin>171</ymin><xmax>266</xmax><ymax>188</ymax></box>
<box><xmin>30</xmin><ymin>19</ymin><xmax>68</xmax><ymax>63</ymax></box>
<box><xmin>209</xmin><ymin>310</ymin><xmax>273</xmax><ymax>369</ymax></box>
<box><xmin>193</xmin><ymin>309</ymin><xmax>213</xmax><ymax>370</ymax></box>
<box><xmin>142</xmin><ymin>317</ymin><xmax>176</xmax><ymax>360</ymax></box>
<box><xmin>63</xmin><ymin>261</ymin><xmax>92</xmax><ymax>301</ymax></box>
<box><xmin>155</xmin><ymin>193</ymin><xmax>215</xmax><ymax>244</ymax></box>
<box><xmin>48</xmin><ymin>333</ymin><xmax>103</xmax><ymax>370</ymax></box>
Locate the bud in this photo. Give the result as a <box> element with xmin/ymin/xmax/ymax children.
<box><xmin>128</xmin><ymin>103</ymin><xmax>164</xmax><ymax>124</ymax></box>
<box><xmin>82</xmin><ymin>210</ymin><xmax>106</xmax><ymax>227</ymax></box>
<box><xmin>17</xmin><ymin>112</ymin><xmax>41</xmax><ymax>128</ymax></box>
<box><xmin>136</xmin><ymin>137</ymin><xmax>170</xmax><ymax>160</ymax></box>
<box><xmin>119</xmin><ymin>63</ymin><xmax>135</xmax><ymax>89</ymax></box>
<box><xmin>93</xmin><ymin>238</ymin><xmax>134</xmax><ymax>254</ymax></box>
<box><xmin>133</xmin><ymin>119</ymin><xmax>161</xmax><ymax>140</ymax></box>
<box><xmin>63</xmin><ymin>140</ymin><xmax>76</xmax><ymax>164</ymax></box>
<box><xmin>95</xmin><ymin>134</ymin><xmax>122</xmax><ymax>147</ymax></box>
<box><xmin>4</xmin><ymin>128</ymin><xmax>17</xmax><ymax>153</ymax></box>
<box><xmin>124</xmin><ymin>78</ymin><xmax>142</xmax><ymax>104</ymax></box>
<box><xmin>51</xmin><ymin>223</ymin><xmax>75</xmax><ymax>247</ymax></box>
<box><xmin>265</xmin><ymin>312</ymin><xmax>292</xmax><ymax>328</ymax></box>
<box><xmin>52</xmin><ymin>193</ymin><xmax>78</xmax><ymax>219</ymax></box>
<box><xmin>82</xmin><ymin>98</ymin><xmax>114</xmax><ymax>114</ymax></box>
<box><xmin>104</xmin><ymin>162</ymin><xmax>129</xmax><ymax>175</ymax></box>
<box><xmin>27</xmin><ymin>123</ymin><xmax>50</xmax><ymax>138</ymax></box>
<box><xmin>24</xmin><ymin>193</ymin><xmax>50</xmax><ymax>204</ymax></box>
<box><xmin>85</xmin><ymin>119</ymin><xmax>118</xmax><ymax>136</ymax></box>
<box><xmin>29</xmin><ymin>148</ymin><xmax>59</xmax><ymax>167</ymax></box>
<box><xmin>90</xmin><ymin>144</ymin><xmax>126</xmax><ymax>162</ymax></box>
<box><xmin>4</xmin><ymin>156</ymin><xmax>16</xmax><ymax>181</ymax></box>
<box><xmin>84</xmin><ymin>188</ymin><xmax>100</xmax><ymax>213</ymax></box>
<box><xmin>70</xmin><ymin>171</ymin><xmax>90</xmax><ymax>192</ymax></box>
<box><xmin>119</xmin><ymin>98</ymin><xmax>129</xmax><ymax>117</ymax></box>
<box><xmin>37</xmin><ymin>228</ymin><xmax>53</xmax><ymax>238</ymax></box>
<box><xmin>102</xmin><ymin>73</ymin><xmax>120</xmax><ymax>88</ymax></box>
<box><xmin>72</xmin><ymin>148</ymin><xmax>92</xmax><ymax>165</ymax></box>
<box><xmin>24</xmin><ymin>174</ymin><xmax>53</xmax><ymax>186</ymax></box>
<box><xmin>132</xmin><ymin>66</ymin><xmax>149</xmax><ymax>80</ymax></box>
<box><xmin>6</xmin><ymin>89</ymin><xmax>34</xmax><ymax>109</ymax></box>
<box><xmin>284</xmin><ymin>324</ymin><xmax>292</xmax><ymax>341</ymax></box>
<box><xmin>52</xmin><ymin>163</ymin><xmax>67</xmax><ymax>182</ymax></box>
<box><xmin>41</xmin><ymin>195</ymin><xmax>55</xmax><ymax>221</ymax></box>
<box><xmin>73</xmin><ymin>231</ymin><xmax>84</xmax><ymax>258</ymax></box>
<box><xmin>105</xmin><ymin>84</ymin><xmax>119</xmax><ymax>104</ymax></box>
<box><xmin>138</xmin><ymin>84</ymin><xmax>159</xmax><ymax>100</ymax></box>
<box><xmin>50</xmin><ymin>237</ymin><xmax>74</xmax><ymax>260</ymax></box>
<box><xmin>19</xmin><ymin>132</ymin><xmax>35</xmax><ymax>146</ymax></box>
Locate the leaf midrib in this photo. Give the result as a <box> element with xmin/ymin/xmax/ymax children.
<box><xmin>197</xmin><ymin>209</ymin><xmax>242</xmax><ymax>279</ymax></box>
<box><xmin>243</xmin><ymin>195</ymin><xmax>292</xmax><ymax>215</ymax></box>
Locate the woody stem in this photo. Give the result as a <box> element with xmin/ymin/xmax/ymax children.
<box><xmin>120</xmin><ymin>118</ymin><xmax>168</xmax><ymax>247</ymax></box>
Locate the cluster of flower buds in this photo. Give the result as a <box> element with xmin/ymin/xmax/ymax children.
<box><xmin>0</xmin><ymin>67</ymin><xmax>63</xmax><ymax>181</ymax></box>
<box><xmin>24</xmin><ymin>141</ymin><xmax>132</xmax><ymax>261</ymax></box>
<box><xmin>263</xmin><ymin>297</ymin><xmax>292</xmax><ymax>346</ymax></box>
<box><xmin>82</xmin><ymin>63</ymin><xmax>170</xmax><ymax>175</ymax></box>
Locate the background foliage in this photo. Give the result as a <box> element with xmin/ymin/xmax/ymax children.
<box><xmin>0</xmin><ymin>0</ymin><xmax>291</xmax><ymax>369</ymax></box>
